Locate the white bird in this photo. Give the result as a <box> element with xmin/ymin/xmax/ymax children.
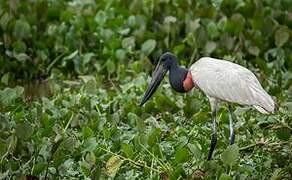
<box><xmin>140</xmin><ymin>52</ymin><xmax>275</xmax><ymax>160</ymax></box>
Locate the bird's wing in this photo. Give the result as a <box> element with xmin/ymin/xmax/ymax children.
<box><xmin>190</xmin><ymin>57</ymin><xmax>275</xmax><ymax>113</ymax></box>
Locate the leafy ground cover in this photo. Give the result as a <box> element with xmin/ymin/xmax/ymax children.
<box><xmin>0</xmin><ymin>0</ymin><xmax>291</xmax><ymax>179</ymax></box>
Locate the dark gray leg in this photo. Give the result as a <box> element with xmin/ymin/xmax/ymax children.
<box><xmin>207</xmin><ymin>110</ymin><xmax>217</xmax><ymax>161</ymax></box>
<box><xmin>228</xmin><ymin>104</ymin><xmax>235</xmax><ymax>145</ymax></box>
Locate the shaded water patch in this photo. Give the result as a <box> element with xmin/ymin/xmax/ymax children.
<box><xmin>7</xmin><ymin>80</ymin><xmax>54</xmax><ymax>101</ymax></box>
<box><xmin>23</xmin><ymin>80</ymin><xmax>53</xmax><ymax>101</ymax></box>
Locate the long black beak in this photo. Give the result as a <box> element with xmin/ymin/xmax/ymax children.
<box><xmin>140</xmin><ymin>63</ymin><xmax>168</xmax><ymax>106</ymax></box>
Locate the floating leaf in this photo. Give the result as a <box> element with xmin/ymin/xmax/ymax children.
<box><xmin>207</xmin><ymin>21</ymin><xmax>219</xmax><ymax>39</ymax></box>
<box><xmin>219</xmin><ymin>173</ymin><xmax>232</xmax><ymax>180</ymax></box>
<box><xmin>121</xmin><ymin>143</ymin><xmax>134</xmax><ymax>158</ymax></box>
<box><xmin>85</xmin><ymin>151</ymin><xmax>96</xmax><ymax>166</ymax></box>
<box><xmin>82</xmin><ymin>53</ymin><xmax>95</xmax><ymax>64</ymax></box>
<box><xmin>13</xmin><ymin>19</ymin><xmax>31</xmax><ymax>39</ymax></box>
<box><xmin>115</xmin><ymin>49</ymin><xmax>127</xmax><ymax>61</ymax></box>
<box><xmin>63</xmin><ymin>50</ymin><xmax>78</xmax><ymax>60</ymax></box>
<box><xmin>94</xmin><ymin>10</ymin><xmax>107</xmax><ymax>26</ymax></box>
<box><xmin>1</xmin><ymin>73</ymin><xmax>9</xmax><ymax>85</ymax></box>
<box><xmin>147</xmin><ymin>128</ymin><xmax>162</xmax><ymax>146</ymax></box>
<box><xmin>248</xmin><ymin>46</ymin><xmax>260</xmax><ymax>56</ymax></box>
<box><xmin>0</xmin><ymin>87</ymin><xmax>24</xmax><ymax>106</ymax></box>
<box><xmin>164</xmin><ymin>16</ymin><xmax>177</xmax><ymax>24</ymax></box>
<box><xmin>141</xmin><ymin>39</ymin><xmax>156</xmax><ymax>56</ymax></box>
<box><xmin>122</xmin><ymin>37</ymin><xmax>135</xmax><ymax>50</ymax></box>
<box><xmin>82</xmin><ymin>137</ymin><xmax>97</xmax><ymax>153</ymax></box>
<box><xmin>7</xmin><ymin>135</ymin><xmax>17</xmax><ymax>154</ymax></box>
<box><xmin>175</xmin><ymin>147</ymin><xmax>190</xmax><ymax>164</ymax></box>
<box><xmin>106</xmin><ymin>156</ymin><xmax>123</xmax><ymax>177</ymax></box>
<box><xmin>106</xmin><ymin>60</ymin><xmax>116</xmax><ymax>74</ymax></box>
<box><xmin>276</xmin><ymin>128</ymin><xmax>291</xmax><ymax>141</ymax></box>
<box><xmin>275</xmin><ymin>27</ymin><xmax>289</xmax><ymax>47</ymax></box>
<box><xmin>221</xmin><ymin>144</ymin><xmax>239</xmax><ymax>166</ymax></box>
<box><xmin>205</xmin><ymin>41</ymin><xmax>217</xmax><ymax>54</ymax></box>
<box><xmin>271</xmin><ymin>168</ymin><xmax>282</xmax><ymax>180</ymax></box>
<box><xmin>0</xmin><ymin>170</ymin><xmax>9</xmax><ymax>179</ymax></box>
<box><xmin>187</xmin><ymin>143</ymin><xmax>201</xmax><ymax>160</ymax></box>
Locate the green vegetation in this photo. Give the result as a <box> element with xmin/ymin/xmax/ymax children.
<box><xmin>0</xmin><ymin>0</ymin><xmax>291</xmax><ymax>179</ymax></box>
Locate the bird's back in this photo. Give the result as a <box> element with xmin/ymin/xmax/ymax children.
<box><xmin>190</xmin><ymin>57</ymin><xmax>275</xmax><ymax>113</ymax></box>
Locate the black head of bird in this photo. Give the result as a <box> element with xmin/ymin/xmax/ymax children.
<box><xmin>140</xmin><ymin>52</ymin><xmax>191</xmax><ymax>106</ymax></box>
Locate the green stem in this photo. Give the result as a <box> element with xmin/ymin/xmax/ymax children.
<box><xmin>63</xmin><ymin>112</ymin><xmax>74</xmax><ymax>134</ymax></box>
<box><xmin>46</xmin><ymin>53</ymin><xmax>65</xmax><ymax>73</ymax></box>
<box><xmin>99</xmin><ymin>147</ymin><xmax>162</xmax><ymax>174</ymax></box>
<box><xmin>138</xmin><ymin>140</ymin><xmax>171</xmax><ymax>171</ymax></box>
<box><xmin>239</xmin><ymin>141</ymin><xmax>286</xmax><ymax>151</ymax></box>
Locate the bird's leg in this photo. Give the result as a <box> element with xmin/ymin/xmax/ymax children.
<box><xmin>207</xmin><ymin>110</ymin><xmax>217</xmax><ymax>161</ymax></box>
<box><xmin>228</xmin><ymin>104</ymin><xmax>235</xmax><ymax>145</ymax></box>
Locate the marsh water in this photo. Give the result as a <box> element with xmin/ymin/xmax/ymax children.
<box><xmin>11</xmin><ymin>80</ymin><xmax>53</xmax><ymax>101</ymax></box>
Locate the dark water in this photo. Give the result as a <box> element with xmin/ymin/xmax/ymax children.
<box><xmin>22</xmin><ymin>80</ymin><xmax>53</xmax><ymax>101</ymax></box>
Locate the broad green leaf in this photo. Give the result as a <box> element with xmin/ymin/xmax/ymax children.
<box><xmin>122</xmin><ymin>37</ymin><xmax>135</xmax><ymax>50</ymax></box>
<box><xmin>147</xmin><ymin>128</ymin><xmax>161</xmax><ymax>146</ymax></box>
<box><xmin>79</xmin><ymin>75</ymin><xmax>95</xmax><ymax>83</ymax></box>
<box><xmin>63</xmin><ymin>137</ymin><xmax>78</xmax><ymax>152</ymax></box>
<box><xmin>0</xmin><ymin>170</ymin><xmax>9</xmax><ymax>179</ymax></box>
<box><xmin>187</xmin><ymin>143</ymin><xmax>201</xmax><ymax>159</ymax></box>
<box><xmin>118</xmin><ymin>28</ymin><xmax>130</xmax><ymax>35</ymax></box>
<box><xmin>100</xmin><ymin>28</ymin><xmax>114</xmax><ymax>40</ymax></box>
<box><xmin>106</xmin><ymin>156</ymin><xmax>123</xmax><ymax>177</ymax></box>
<box><xmin>205</xmin><ymin>41</ymin><xmax>217</xmax><ymax>54</ymax></box>
<box><xmin>127</xmin><ymin>112</ymin><xmax>140</xmax><ymax>128</ymax></box>
<box><xmin>171</xmin><ymin>165</ymin><xmax>185</xmax><ymax>179</ymax></box>
<box><xmin>80</xmin><ymin>161</ymin><xmax>91</xmax><ymax>177</ymax></box>
<box><xmin>173</xmin><ymin>44</ymin><xmax>185</xmax><ymax>55</ymax></box>
<box><xmin>94</xmin><ymin>10</ymin><xmax>107</xmax><ymax>26</ymax></box>
<box><xmin>271</xmin><ymin>168</ymin><xmax>282</xmax><ymax>180</ymax></box>
<box><xmin>85</xmin><ymin>152</ymin><xmax>96</xmax><ymax>166</ymax></box>
<box><xmin>14</xmin><ymin>53</ymin><xmax>31</xmax><ymax>62</ymax></box>
<box><xmin>121</xmin><ymin>143</ymin><xmax>134</xmax><ymax>158</ymax></box>
<box><xmin>175</xmin><ymin>147</ymin><xmax>190</xmax><ymax>164</ymax></box>
<box><xmin>82</xmin><ymin>53</ymin><xmax>95</xmax><ymax>64</ymax></box>
<box><xmin>219</xmin><ymin>173</ymin><xmax>232</xmax><ymax>180</ymax></box>
<box><xmin>13</xmin><ymin>20</ymin><xmax>31</xmax><ymax>39</ymax></box>
<box><xmin>115</xmin><ymin>49</ymin><xmax>127</xmax><ymax>61</ymax></box>
<box><xmin>276</xmin><ymin>128</ymin><xmax>290</xmax><ymax>141</ymax></box>
<box><xmin>207</xmin><ymin>21</ymin><xmax>219</xmax><ymax>39</ymax></box>
<box><xmin>6</xmin><ymin>135</ymin><xmax>17</xmax><ymax>154</ymax></box>
<box><xmin>82</xmin><ymin>126</ymin><xmax>94</xmax><ymax>138</ymax></box>
<box><xmin>163</xmin><ymin>16</ymin><xmax>177</xmax><ymax>33</ymax></box>
<box><xmin>13</xmin><ymin>40</ymin><xmax>27</xmax><ymax>53</ymax></box>
<box><xmin>248</xmin><ymin>46</ymin><xmax>260</xmax><ymax>56</ymax></box>
<box><xmin>53</xmin><ymin>123</ymin><xmax>62</xmax><ymax>142</ymax></box>
<box><xmin>81</xmin><ymin>76</ymin><xmax>97</xmax><ymax>94</ymax></box>
<box><xmin>221</xmin><ymin>144</ymin><xmax>239</xmax><ymax>166</ymax></box>
<box><xmin>106</xmin><ymin>60</ymin><xmax>116</xmax><ymax>74</ymax></box>
<box><xmin>141</xmin><ymin>39</ymin><xmax>156</xmax><ymax>56</ymax></box>
<box><xmin>15</xmin><ymin>122</ymin><xmax>33</xmax><ymax>139</ymax></box>
<box><xmin>275</xmin><ymin>27</ymin><xmax>289</xmax><ymax>47</ymax></box>
<box><xmin>1</xmin><ymin>73</ymin><xmax>9</xmax><ymax>85</ymax></box>
<box><xmin>0</xmin><ymin>13</ymin><xmax>10</xmax><ymax>30</ymax></box>
<box><xmin>164</xmin><ymin>16</ymin><xmax>177</xmax><ymax>24</ymax></box>
<box><xmin>33</xmin><ymin>161</ymin><xmax>47</xmax><ymax>175</ymax></box>
<box><xmin>63</xmin><ymin>50</ymin><xmax>78</xmax><ymax>61</ymax></box>
<box><xmin>82</xmin><ymin>137</ymin><xmax>97</xmax><ymax>153</ymax></box>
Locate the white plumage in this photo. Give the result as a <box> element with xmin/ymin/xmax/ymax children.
<box><xmin>190</xmin><ymin>57</ymin><xmax>275</xmax><ymax>114</ymax></box>
<box><xmin>140</xmin><ymin>52</ymin><xmax>275</xmax><ymax>160</ymax></box>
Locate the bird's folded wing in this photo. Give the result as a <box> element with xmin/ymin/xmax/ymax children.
<box><xmin>190</xmin><ymin>58</ymin><xmax>274</xmax><ymax>113</ymax></box>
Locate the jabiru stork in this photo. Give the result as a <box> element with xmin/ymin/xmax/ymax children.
<box><xmin>140</xmin><ymin>52</ymin><xmax>275</xmax><ymax>160</ymax></box>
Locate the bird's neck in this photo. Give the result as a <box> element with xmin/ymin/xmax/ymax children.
<box><xmin>169</xmin><ymin>63</ymin><xmax>193</xmax><ymax>93</ymax></box>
